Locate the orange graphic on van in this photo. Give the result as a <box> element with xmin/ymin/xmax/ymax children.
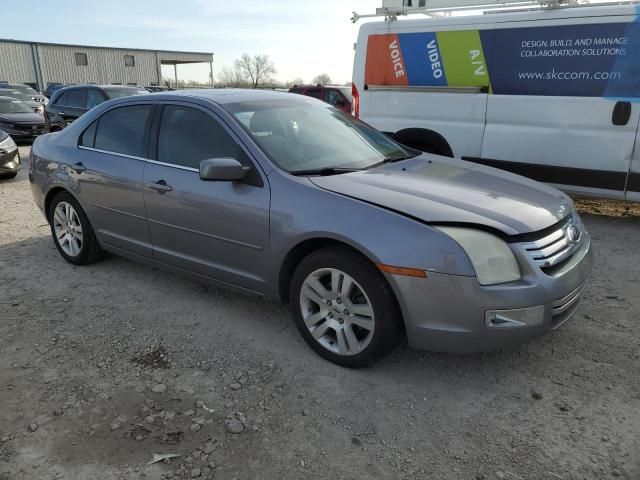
<box><xmin>365</xmin><ymin>34</ymin><xmax>409</xmax><ymax>86</ymax></box>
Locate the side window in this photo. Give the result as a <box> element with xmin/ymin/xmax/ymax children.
<box><xmin>55</xmin><ymin>92</ymin><xmax>69</xmax><ymax>106</ymax></box>
<box><xmin>86</xmin><ymin>89</ymin><xmax>105</xmax><ymax>109</ymax></box>
<box><xmin>94</xmin><ymin>105</ymin><xmax>152</xmax><ymax>158</ymax></box>
<box><xmin>325</xmin><ymin>89</ymin><xmax>345</xmax><ymax>107</ymax></box>
<box><xmin>157</xmin><ymin>105</ymin><xmax>249</xmax><ymax>170</ymax></box>
<box><xmin>305</xmin><ymin>89</ymin><xmax>322</xmax><ymax>99</ymax></box>
<box><xmin>80</xmin><ymin>120</ymin><xmax>97</xmax><ymax>148</ymax></box>
<box><xmin>66</xmin><ymin>89</ymin><xmax>87</xmax><ymax>109</ymax></box>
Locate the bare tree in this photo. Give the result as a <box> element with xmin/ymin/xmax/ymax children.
<box><xmin>235</xmin><ymin>54</ymin><xmax>277</xmax><ymax>89</ymax></box>
<box><xmin>291</xmin><ymin>77</ymin><xmax>305</xmax><ymax>86</ymax></box>
<box><xmin>312</xmin><ymin>73</ymin><xmax>332</xmax><ymax>85</ymax></box>
<box><xmin>216</xmin><ymin>65</ymin><xmax>246</xmax><ymax>88</ymax></box>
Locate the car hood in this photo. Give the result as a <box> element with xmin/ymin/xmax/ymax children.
<box><xmin>309</xmin><ymin>156</ymin><xmax>574</xmax><ymax>236</ymax></box>
<box><xmin>0</xmin><ymin>112</ymin><xmax>45</xmax><ymax>124</ymax></box>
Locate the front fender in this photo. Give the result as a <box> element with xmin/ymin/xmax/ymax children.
<box><xmin>267</xmin><ymin>172</ymin><xmax>476</xmax><ymax>295</ymax></box>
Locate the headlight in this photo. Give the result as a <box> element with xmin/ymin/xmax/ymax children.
<box><xmin>435</xmin><ymin>227</ymin><xmax>521</xmax><ymax>286</ymax></box>
<box><xmin>0</xmin><ymin>135</ymin><xmax>16</xmax><ymax>148</ymax></box>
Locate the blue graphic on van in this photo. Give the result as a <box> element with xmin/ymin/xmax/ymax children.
<box><xmin>397</xmin><ymin>32</ymin><xmax>448</xmax><ymax>87</ymax></box>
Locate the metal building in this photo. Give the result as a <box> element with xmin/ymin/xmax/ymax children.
<box><xmin>0</xmin><ymin>39</ymin><xmax>214</xmax><ymax>92</ymax></box>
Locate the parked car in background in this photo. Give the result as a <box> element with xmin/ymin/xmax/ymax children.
<box><xmin>145</xmin><ymin>85</ymin><xmax>171</xmax><ymax>92</ymax></box>
<box><xmin>45</xmin><ymin>85</ymin><xmax>149</xmax><ymax>132</ymax></box>
<box><xmin>0</xmin><ymin>129</ymin><xmax>20</xmax><ymax>179</ymax></box>
<box><xmin>29</xmin><ymin>89</ymin><xmax>592</xmax><ymax>367</ymax></box>
<box><xmin>0</xmin><ymin>83</ymin><xmax>48</xmax><ymax>105</ymax></box>
<box><xmin>353</xmin><ymin>2</ymin><xmax>640</xmax><ymax>201</ymax></box>
<box><xmin>44</xmin><ymin>83</ymin><xmax>66</xmax><ymax>99</ymax></box>
<box><xmin>0</xmin><ymin>89</ymin><xmax>44</xmax><ymax>114</ymax></box>
<box><xmin>289</xmin><ymin>85</ymin><xmax>352</xmax><ymax>113</ymax></box>
<box><xmin>0</xmin><ymin>97</ymin><xmax>45</xmax><ymax>141</ymax></box>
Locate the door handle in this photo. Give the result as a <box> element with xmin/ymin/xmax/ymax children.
<box><xmin>58</xmin><ymin>111</ymin><xmax>65</xmax><ymax>116</ymax></box>
<box><xmin>146</xmin><ymin>180</ymin><xmax>173</xmax><ymax>193</ymax></box>
<box><xmin>613</xmin><ymin>101</ymin><xmax>631</xmax><ymax>126</ymax></box>
<box><xmin>72</xmin><ymin>162</ymin><xmax>86</xmax><ymax>173</ymax></box>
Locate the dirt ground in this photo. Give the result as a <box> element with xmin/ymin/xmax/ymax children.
<box><xmin>1</xmin><ymin>145</ymin><xmax>639</xmax><ymax>480</ymax></box>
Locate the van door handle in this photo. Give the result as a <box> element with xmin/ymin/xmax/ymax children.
<box><xmin>613</xmin><ymin>101</ymin><xmax>631</xmax><ymax>126</ymax></box>
<box><xmin>72</xmin><ymin>162</ymin><xmax>86</xmax><ymax>173</ymax></box>
<box><xmin>146</xmin><ymin>180</ymin><xmax>173</xmax><ymax>193</ymax></box>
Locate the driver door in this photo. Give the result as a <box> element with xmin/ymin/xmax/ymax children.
<box><xmin>142</xmin><ymin>103</ymin><xmax>270</xmax><ymax>294</ymax></box>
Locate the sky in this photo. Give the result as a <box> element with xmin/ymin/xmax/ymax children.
<box><xmin>6</xmin><ymin>0</ymin><xmax>378</xmax><ymax>85</ymax></box>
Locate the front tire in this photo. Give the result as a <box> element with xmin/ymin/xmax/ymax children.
<box><xmin>290</xmin><ymin>247</ymin><xmax>403</xmax><ymax>368</ymax></box>
<box><xmin>48</xmin><ymin>191</ymin><xmax>103</xmax><ymax>265</ymax></box>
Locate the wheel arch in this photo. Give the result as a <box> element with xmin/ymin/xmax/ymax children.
<box><xmin>278</xmin><ymin>237</ymin><xmax>380</xmax><ymax>304</ymax></box>
<box><xmin>44</xmin><ymin>186</ymin><xmax>84</xmax><ymax>222</ymax></box>
<box><xmin>393</xmin><ymin>128</ymin><xmax>454</xmax><ymax>157</ymax></box>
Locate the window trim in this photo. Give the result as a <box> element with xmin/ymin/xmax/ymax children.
<box><xmin>77</xmin><ymin>102</ymin><xmax>155</xmax><ymax>159</ymax></box>
<box><xmin>74</xmin><ymin>52</ymin><xmax>88</xmax><ymax>66</ymax></box>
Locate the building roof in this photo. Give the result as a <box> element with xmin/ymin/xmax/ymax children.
<box><xmin>0</xmin><ymin>38</ymin><xmax>213</xmax><ymax>60</ymax></box>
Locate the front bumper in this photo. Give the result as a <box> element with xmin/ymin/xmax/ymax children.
<box><xmin>1</xmin><ymin>125</ymin><xmax>45</xmax><ymax>139</ymax></box>
<box><xmin>389</xmin><ymin>234</ymin><xmax>594</xmax><ymax>353</ymax></box>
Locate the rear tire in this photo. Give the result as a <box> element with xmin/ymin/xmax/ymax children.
<box><xmin>48</xmin><ymin>191</ymin><xmax>103</xmax><ymax>265</ymax></box>
<box><xmin>290</xmin><ymin>246</ymin><xmax>403</xmax><ymax>368</ymax></box>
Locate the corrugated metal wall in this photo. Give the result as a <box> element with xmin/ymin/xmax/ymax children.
<box><xmin>38</xmin><ymin>45</ymin><xmax>161</xmax><ymax>86</ymax></box>
<box><xmin>0</xmin><ymin>42</ymin><xmax>37</xmax><ymax>84</ymax></box>
<box><xmin>0</xmin><ymin>40</ymin><xmax>212</xmax><ymax>91</ymax></box>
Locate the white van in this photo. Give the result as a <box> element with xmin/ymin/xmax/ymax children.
<box><xmin>352</xmin><ymin>2</ymin><xmax>640</xmax><ymax>200</ymax></box>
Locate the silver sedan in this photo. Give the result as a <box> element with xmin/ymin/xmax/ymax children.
<box><xmin>29</xmin><ymin>90</ymin><xmax>593</xmax><ymax>367</ymax></box>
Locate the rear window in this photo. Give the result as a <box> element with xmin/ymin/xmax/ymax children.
<box><xmin>94</xmin><ymin>105</ymin><xmax>152</xmax><ymax>158</ymax></box>
<box><xmin>103</xmin><ymin>88</ymin><xmax>149</xmax><ymax>99</ymax></box>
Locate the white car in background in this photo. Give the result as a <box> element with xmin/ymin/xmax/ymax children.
<box><xmin>352</xmin><ymin>2</ymin><xmax>640</xmax><ymax>201</ymax></box>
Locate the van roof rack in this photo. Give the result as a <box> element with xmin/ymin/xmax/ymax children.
<box><xmin>351</xmin><ymin>0</ymin><xmax>639</xmax><ymax>23</ymax></box>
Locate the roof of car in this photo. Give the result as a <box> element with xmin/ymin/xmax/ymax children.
<box><xmin>150</xmin><ymin>88</ymin><xmax>292</xmax><ymax>105</ymax></box>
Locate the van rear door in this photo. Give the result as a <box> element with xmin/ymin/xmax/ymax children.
<box><xmin>478</xmin><ymin>15</ymin><xmax>640</xmax><ymax>198</ymax></box>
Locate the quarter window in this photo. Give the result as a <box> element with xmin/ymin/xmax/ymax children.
<box><xmin>75</xmin><ymin>53</ymin><xmax>88</xmax><ymax>66</ymax></box>
<box><xmin>80</xmin><ymin>120</ymin><xmax>98</xmax><ymax>148</ymax></box>
<box><xmin>157</xmin><ymin>105</ymin><xmax>249</xmax><ymax>170</ymax></box>
<box><xmin>94</xmin><ymin>105</ymin><xmax>152</xmax><ymax>158</ymax></box>
<box><xmin>86</xmin><ymin>89</ymin><xmax>105</xmax><ymax>109</ymax></box>
<box><xmin>124</xmin><ymin>55</ymin><xmax>135</xmax><ymax>67</ymax></box>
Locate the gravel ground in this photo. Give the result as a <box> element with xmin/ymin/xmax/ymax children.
<box><xmin>1</xmin><ymin>145</ymin><xmax>639</xmax><ymax>480</ymax></box>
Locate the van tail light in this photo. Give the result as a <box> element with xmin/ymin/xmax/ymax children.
<box><xmin>351</xmin><ymin>83</ymin><xmax>360</xmax><ymax>118</ymax></box>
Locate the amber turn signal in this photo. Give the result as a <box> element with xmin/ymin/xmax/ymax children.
<box><xmin>376</xmin><ymin>264</ymin><xmax>427</xmax><ymax>278</ymax></box>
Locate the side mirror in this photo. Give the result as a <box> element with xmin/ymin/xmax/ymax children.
<box><xmin>199</xmin><ymin>158</ymin><xmax>250</xmax><ymax>182</ymax></box>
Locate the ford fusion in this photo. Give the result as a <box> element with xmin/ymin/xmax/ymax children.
<box><xmin>29</xmin><ymin>90</ymin><xmax>593</xmax><ymax>367</ymax></box>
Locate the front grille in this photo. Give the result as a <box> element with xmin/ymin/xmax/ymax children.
<box><xmin>551</xmin><ymin>281</ymin><xmax>588</xmax><ymax>328</ymax></box>
<box><xmin>13</xmin><ymin>123</ymin><xmax>45</xmax><ymax>135</ymax></box>
<box><xmin>518</xmin><ymin>215</ymin><xmax>584</xmax><ymax>271</ymax></box>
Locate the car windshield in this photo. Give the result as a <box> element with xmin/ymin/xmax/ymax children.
<box><xmin>0</xmin><ymin>90</ymin><xmax>32</xmax><ymax>102</ymax></box>
<box><xmin>7</xmin><ymin>84</ymin><xmax>39</xmax><ymax>96</ymax></box>
<box><xmin>225</xmin><ymin>98</ymin><xmax>414</xmax><ymax>174</ymax></box>
<box><xmin>0</xmin><ymin>98</ymin><xmax>33</xmax><ymax>114</ymax></box>
<box><xmin>103</xmin><ymin>88</ymin><xmax>150</xmax><ymax>99</ymax></box>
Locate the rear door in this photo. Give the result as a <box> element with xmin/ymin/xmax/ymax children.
<box><xmin>76</xmin><ymin>103</ymin><xmax>154</xmax><ymax>257</ymax></box>
<box><xmin>60</xmin><ymin>88</ymin><xmax>88</xmax><ymax>124</ymax></box>
<box><xmin>142</xmin><ymin>102</ymin><xmax>270</xmax><ymax>293</ymax></box>
<box><xmin>480</xmin><ymin>15</ymin><xmax>640</xmax><ymax>198</ymax></box>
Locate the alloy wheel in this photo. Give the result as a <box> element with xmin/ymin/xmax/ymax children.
<box><xmin>53</xmin><ymin>201</ymin><xmax>83</xmax><ymax>257</ymax></box>
<box><xmin>299</xmin><ymin>268</ymin><xmax>375</xmax><ymax>356</ymax></box>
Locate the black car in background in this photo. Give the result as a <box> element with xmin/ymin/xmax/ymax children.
<box><xmin>0</xmin><ymin>97</ymin><xmax>45</xmax><ymax>140</ymax></box>
<box><xmin>0</xmin><ymin>128</ymin><xmax>20</xmax><ymax>180</ymax></box>
<box><xmin>289</xmin><ymin>85</ymin><xmax>353</xmax><ymax>114</ymax></box>
<box><xmin>45</xmin><ymin>85</ymin><xmax>149</xmax><ymax>132</ymax></box>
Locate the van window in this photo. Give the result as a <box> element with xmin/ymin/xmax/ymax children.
<box><xmin>94</xmin><ymin>105</ymin><xmax>152</xmax><ymax>158</ymax></box>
